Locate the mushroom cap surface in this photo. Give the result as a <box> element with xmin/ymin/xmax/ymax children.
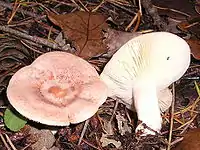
<box><xmin>100</xmin><ymin>32</ymin><xmax>190</xmax><ymax>102</ymax></box>
<box><xmin>7</xmin><ymin>51</ymin><xmax>107</xmax><ymax>126</ymax></box>
<box><xmin>100</xmin><ymin>32</ymin><xmax>190</xmax><ymax>135</ymax></box>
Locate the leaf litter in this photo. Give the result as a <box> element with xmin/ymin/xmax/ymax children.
<box><xmin>0</xmin><ymin>0</ymin><xmax>199</xmax><ymax>150</ymax></box>
<box><xmin>48</xmin><ymin>11</ymin><xmax>108</xmax><ymax>59</ymax></box>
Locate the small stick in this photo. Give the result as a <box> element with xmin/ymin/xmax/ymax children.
<box><xmin>20</xmin><ymin>40</ymin><xmax>44</xmax><ymax>54</ymax></box>
<box><xmin>7</xmin><ymin>1</ymin><xmax>20</xmax><ymax>24</ymax></box>
<box><xmin>126</xmin><ymin>0</ymin><xmax>142</xmax><ymax>31</ymax></box>
<box><xmin>141</xmin><ymin>0</ymin><xmax>168</xmax><ymax>31</ymax></box>
<box><xmin>167</xmin><ymin>83</ymin><xmax>175</xmax><ymax>150</ymax></box>
<box><xmin>0</xmin><ymin>133</ymin><xmax>11</xmax><ymax>150</ymax></box>
<box><xmin>4</xmin><ymin>134</ymin><xmax>18</xmax><ymax>150</ymax></box>
<box><xmin>82</xmin><ymin>138</ymin><xmax>99</xmax><ymax>149</ymax></box>
<box><xmin>125</xmin><ymin>13</ymin><xmax>138</xmax><ymax>31</ymax></box>
<box><xmin>138</xmin><ymin>0</ymin><xmax>142</xmax><ymax>15</ymax></box>
<box><xmin>125</xmin><ymin>107</ymin><xmax>132</xmax><ymax>123</ymax></box>
<box><xmin>109</xmin><ymin>99</ymin><xmax>119</xmax><ymax>122</ymax></box>
<box><xmin>78</xmin><ymin>119</ymin><xmax>90</xmax><ymax>145</ymax></box>
<box><xmin>153</xmin><ymin>5</ymin><xmax>190</xmax><ymax>17</ymax></box>
<box><xmin>77</xmin><ymin>0</ymin><xmax>89</xmax><ymax>12</ymax></box>
<box><xmin>0</xmin><ymin>0</ymin><xmax>40</xmax><ymax>18</ymax></box>
<box><xmin>175</xmin><ymin>114</ymin><xmax>197</xmax><ymax>131</ymax></box>
<box><xmin>170</xmin><ymin>137</ymin><xmax>184</xmax><ymax>146</ymax></box>
<box><xmin>0</xmin><ymin>25</ymin><xmax>69</xmax><ymax>51</ymax></box>
<box><xmin>92</xmin><ymin>0</ymin><xmax>105</xmax><ymax>12</ymax></box>
<box><xmin>133</xmin><ymin>11</ymin><xmax>141</xmax><ymax>32</ymax></box>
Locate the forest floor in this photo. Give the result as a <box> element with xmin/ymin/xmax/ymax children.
<box><xmin>0</xmin><ymin>0</ymin><xmax>200</xmax><ymax>150</ymax></box>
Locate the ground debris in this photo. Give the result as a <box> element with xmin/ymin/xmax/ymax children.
<box><xmin>0</xmin><ymin>0</ymin><xmax>199</xmax><ymax>150</ymax></box>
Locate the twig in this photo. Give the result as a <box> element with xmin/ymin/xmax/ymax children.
<box><xmin>20</xmin><ymin>40</ymin><xmax>44</xmax><ymax>54</ymax></box>
<box><xmin>125</xmin><ymin>107</ymin><xmax>132</xmax><ymax>123</ymax></box>
<box><xmin>180</xmin><ymin>119</ymin><xmax>195</xmax><ymax>134</ymax></box>
<box><xmin>106</xmin><ymin>0</ymin><xmax>136</xmax><ymax>15</ymax></box>
<box><xmin>125</xmin><ymin>13</ymin><xmax>138</xmax><ymax>31</ymax></box>
<box><xmin>167</xmin><ymin>83</ymin><xmax>175</xmax><ymax>150</ymax></box>
<box><xmin>78</xmin><ymin>119</ymin><xmax>90</xmax><ymax>145</ymax></box>
<box><xmin>140</xmin><ymin>0</ymin><xmax>168</xmax><ymax>31</ymax></box>
<box><xmin>138</xmin><ymin>0</ymin><xmax>142</xmax><ymax>15</ymax></box>
<box><xmin>7</xmin><ymin>1</ymin><xmax>21</xmax><ymax>24</ymax></box>
<box><xmin>0</xmin><ymin>133</ymin><xmax>11</xmax><ymax>150</ymax></box>
<box><xmin>95</xmin><ymin>133</ymin><xmax>103</xmax><ymax>150</ymax></box>
<box><xmin>21</xmin><ymin>143</ymin><xmax>32</xmax><ymax>150</ymax></box>
<box><xmin>133</xmin><ymin>11</ymin><xmax>141</xmax><ymax>32</ymax></box>
<box><xmin>125</xmin><ymin>0</ymin><xmax>142</xmax><ymax>31</ymax></box>
<box><xmin>0</xmin><ymin>0</ymin><xmax>40</xmax><ymax>18</ymax></box>
<box><xmin>175</xmin><ymin>114</ymin><xmax>197</xmax><ymax>131</ymax></box>
<box><xmin>0</xmin><ymin>25</ymin><xmax>69</xmax><ymax>51</ymax></box>
<box><xmin>4</xmin><ymin>134</ymin><xmax>18</xmax><ymax>150</ymax></box>
<box><xmin>82</xmin><ymin>139</ymin><xmax>99</xmax><ymax>149</ymax></box>
<box><xmin>109</xmin><ymin>99</ymin><xmax>119</xmax><ymax>122</ymax></box>
<box><xmin>153</xmin><ymin>5</ymin><xmax>190</xmax><ymax>17</ymax></box>
<box><xmin>77</xmin><ymin>0</ymin><xmax>89</xmax><ymax>12</ymax></box>
<box><xmin>170</xmin><ymin>137</ymin><xmax>184</xmax><ymax>146</ymax></box>
<box><xmin>92</xmin><ymin>0</ymin><xmax>105</xmax><ymax>12</ymax></box>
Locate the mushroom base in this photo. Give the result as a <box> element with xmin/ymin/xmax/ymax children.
<box><xmin>133</xmin><ymin>81</ymin><xmax>162</xmax><ymax>136</ymax></box>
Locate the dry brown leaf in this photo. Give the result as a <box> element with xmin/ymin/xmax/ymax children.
<box><xmin>173</xmin><ymin>128</ymin><xmax>200</xmax><ymax>150</ymax></box>
<box><xmin>100</xmin><ymin>133</ymin><xmax>121</xmax><ymax>148</ymax></box>
<box><xmin>186</xmin><ymin>39</ymin><xmax>200</xmax><ymax>60</ymax></box>
<box><xmin>22</xmin><ymin>125</ymin><xmax>55</xmax><ymax>150</ymax></box>
<box><xmin>104</xmin><ymin>28</ymin><xmax>141</xmax><ymax>57</ymax></box>
<box><xmin>115</xmin><ymin>112</ymin><xmax>131</xmax><ymax>136</ymax></box>
<box><xmin>48</xmin><ymin>11</ymin><xmax>108</xmax><ymax>59</ymax></box>
<box><xmin>195</xmin><ymin>0</ymin><xmax>200</xmax><ymax>14</ymax></box>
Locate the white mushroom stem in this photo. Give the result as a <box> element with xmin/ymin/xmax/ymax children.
<box><xmin>133</xmin><ymin>80</ymin><xmax>162</xmax><ymax>135</ymax></box>
<box><xmin>100</xmin><ymin>32</ymin><xmax>191</xmax><ymax>136</ymax></box>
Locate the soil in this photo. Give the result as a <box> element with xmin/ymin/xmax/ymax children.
<box><xmin>0</xmin><ymin>0</ymin><xmax>199</xmax><ymax>150</ymax></box>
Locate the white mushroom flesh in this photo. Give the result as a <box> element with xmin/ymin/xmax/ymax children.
<box><xmin>100</xmin><ymin>32</ymin><xmax>190</xmax><ymax>135</ymax></box>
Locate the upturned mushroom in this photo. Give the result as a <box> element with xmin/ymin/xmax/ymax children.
<box><xmin>7</xmin><ymin>51</ymin><xmax>107</xmax><ymax>126</ymax></box>
<box><xmin>100</xmin><ymin>32</ymin><xmax>190</xmax><ymax>135</ymax></box>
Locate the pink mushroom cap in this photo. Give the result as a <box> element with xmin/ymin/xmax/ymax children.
<box><xmin>7</xmin><ymin>51</ymin><xmax>107</xmax><ymax>126</ymax></box>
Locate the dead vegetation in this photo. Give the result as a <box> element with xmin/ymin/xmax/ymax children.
<box><xmin>0</xmin><ymin>0</ymin><xmax>199</xmax><ymax>149</ymax></box>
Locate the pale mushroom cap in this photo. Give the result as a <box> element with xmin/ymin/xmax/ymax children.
<box><xmin>140</xmin><ymin>32</ymin><xmax>190</xmax><ymax>89</ymax></box>
<box><xmin>100</xmin><ymin>32</ymin><xmax>190</xmax><ymax>101</ymax></box>
<box><xmin>7</xmin><ymin>51</ymin><xmax>107</xmax><ymax>126</ymax></box>
<box><xmin>100</xmin><ymin>32</ymin><xmax>190</xmax><ymax>135</ymax></box>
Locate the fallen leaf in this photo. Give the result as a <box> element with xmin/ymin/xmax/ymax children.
<box><xmin>100</xmin><ymin>133</ymin><xmax>121</xmax><ymax>148</ymax></box>
<box><xmin>152</xmin><ymin>0</ymin><xmax>199</xmax><ymax>18</ymax></box>
<box><xmin>0</xmin><ymin>39</ymin><xmax>32</xmax><ymax>94</ymax></box>
<box><xmin>186</xmin><ymin>39</ymin><xmax>200</xmax><ymax>60</ymax></box>
<box><xmin>195</xmin><ymin>0</ymin><xmax>200</xmax><ymax>14</ymax></box>
<box><xmin>4</xmin><ymin>108</ymin><xmax>27</xmax><ymax>132</ymax></box>
<box><xmin>173</xmin><ymin>128</ymin><xmax>200</xmax><ymax>150</ymax></box>
<box><xmin>115</xmin><ymin>112</ymin><xmax>132</xmax><ymax>135</ymax></box>
<box><xmin>104</xmin><ymin>28</ymin><xmax>140</xmax><ymax>57</ymax></box>
<box><xmin>177</xmin><ymin>17</ymin><xmax>200</xmax><ymax>38</ymax></box>
<box><xmin>48</xmin><ymin>11</ymin><xmax>108</xmax><ymax>59</ymax></box>
<box><xmin>25</xmin><ymin>126</ymin><xmax>56</xmax><ymax>150</ymax></box>
<box><xmin>177</xmin><ymin>17</ymin><xmax>200</xmax><ymax>32</ymax></box>
<box><xmin>54</xmin><ymin>32</ymin><xmax>72</xmax><ymax>52</ymax></box>
<box><xmin>103</xmin><ymin>120</ymin><xmax>114</xmax><ymax>135</ymax></box>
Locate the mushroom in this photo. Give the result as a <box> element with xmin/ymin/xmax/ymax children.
<box><xmin>100</xmin><ymin>32</ymin><xmax>190</xmax><ymax>135</ymax></box>
<box><xmin>122</xmin><ymin>87</ymin><xmax>172</xmax><ymax>113</ymax></box>
<box><xmin>7</xmin><ymin>51</ymin><xmax>107</xmax><ymax>126</ymax></box>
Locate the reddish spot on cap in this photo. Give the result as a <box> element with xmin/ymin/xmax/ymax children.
<box><xmin>7</xmin><ymin>51</ymin><xmax>107</xmax><ymax>126</ymax></box>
